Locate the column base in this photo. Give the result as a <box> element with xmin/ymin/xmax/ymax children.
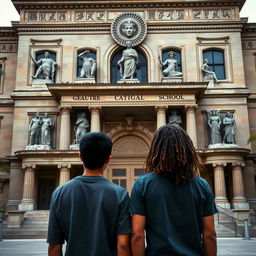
<box><xmin>232</xmin><ymin>209</ymin><xmax>250</xmax><ymax>226</ymax></box>
<box><xmin>215</xmin><ymin>197</ymin><xmax>230</xmax><ymax>209</ymax></box>
<box><xmin>18</xmin><ymin>199</ymin><xmax>34</xmax><ymax>211</ymax></box>
<box><xmin>7</xmin><ymin>210</ymin><xmax>26</xmax><ymax>228</ymax></box>
<box><xmin>6</xmin><ymin>200</ymin><xmax>21</xmax><ymax>211</ymax></box>
<box><xmin>232</xmin><ymin>197</ymin><xmax>249</xmax><ymax>209</ymax></box>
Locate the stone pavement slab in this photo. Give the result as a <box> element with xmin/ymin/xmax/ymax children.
<box><xmin>0</xmin><ymin>238</ymin><xmax>255</xmax><ymax>255</ymax></box>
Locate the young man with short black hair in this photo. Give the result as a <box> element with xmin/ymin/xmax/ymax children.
<box><xmin>48</xmin><ymin>132</ymin><xmax>131</xmax><ymax>256</ymax></box>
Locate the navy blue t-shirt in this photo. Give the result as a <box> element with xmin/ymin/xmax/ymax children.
<box><xmin>130</xmin><ymin>173</ymin><xmax>217</xmax><ymax>256</ymax></box>
<box><xmin>47</xmin><ymin>175</ymin><xmax>131</xmax><ymax>256</ymax></box>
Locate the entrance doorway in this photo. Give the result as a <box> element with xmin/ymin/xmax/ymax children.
<box><xmin>107</xmin><ymin>163</ymin><xmax>145</xmax><ymax>193</ymax></box>
<box><xmin>37</xmin><ymin>178</ymin><xmax>56</xmax><ymax>210</ymax></box>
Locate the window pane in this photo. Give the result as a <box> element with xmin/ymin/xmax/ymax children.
<box><xmin>112</xmin><ymin>179</ymin><xmax>119</xmax><ymax>185</ymax></box>
<box><xmin>112</xmin><ymin>169</ymin><xmax>126</xmax><ymax>177</ymax></box>
<box><xmin>203</xmin><ymin>51</ymin><xmax>213</xmax><ymax>64</ymax></box>
<box><xmin>134</xmin><ymin>169</ymin><xmax>144</xmax><ymax>176</ymax></box>
<box><xmin>120</xmin><ymin>179</ymin><xmax>127</xmax><ymax>188</ymax></box>
<box><xmin>213</xmin><ymin>51</ymin><xmax>224</xmax><ymax>64</ymax></box>
<box><xmin>162</xmin><ymin>49</ymin><xmax>182</xmax><ymax>72</ymax></box>
<box><xmin>214</xmin><ymin>65</ymin><xmax>225</xmax><ymax>80</ymax></box>
<box><xmin>0</xmin><ymin>64</ymin><xmax>2</xmax><ymax>80</ymax></box>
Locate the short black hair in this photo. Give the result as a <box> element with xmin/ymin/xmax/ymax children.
<box><xmin>79</xmin><ymin>132</ymin><xmax>112</xmax><ymax>170</ymax></box>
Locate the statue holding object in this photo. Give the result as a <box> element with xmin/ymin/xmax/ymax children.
<box><xmin>201</xmin><ymin>59</ymin><xmax>218</xmax><ymax>83</ymax></box>
<box><xmin>207</xmin><ymin>109</ymin><xmax>222</xmax><ymax>144</ymax></box>
<box><xmin>78</xmin><ymin>50</ymin><xmax>97</xmax><ymax>79</ymax></box>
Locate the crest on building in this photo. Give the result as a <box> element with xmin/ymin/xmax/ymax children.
<box><xmin>111</xmin><ymin>12</ymin><xmax>147</xmax><ymax>47</ymax></box>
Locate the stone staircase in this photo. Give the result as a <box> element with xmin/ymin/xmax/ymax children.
<box><xmin>3</xmin><ymin>210</ymin><xmax>49</xmax><ymax>239</ymax></box>
<box><xmin>2</xmin><ymin>209</ymin><xmax>256</xmax><ymax>239</ymax></box>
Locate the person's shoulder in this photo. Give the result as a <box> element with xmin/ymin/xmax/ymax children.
<box><xmin>193</xmin><ymin>176</ymin><xmax>211</xmax><ymax>191</ymax></box>
<box><xmin>134</xmin><ymin>172</ymin><xmax>155</xmax><ymax>185</ymax></box>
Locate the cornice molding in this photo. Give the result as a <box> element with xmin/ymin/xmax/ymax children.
<box><xmin>14</xmin><ymin>23</ymin><xmax>244</xmax><ymax>33</ymax></box>
<box><xmin>12</xmin><ymin>1</ymin><xmax>245</xmax><ymax>12</ymax></box>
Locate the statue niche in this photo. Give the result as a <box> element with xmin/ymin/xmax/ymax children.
<box><xmin>159</xmin><ymin>50</ymin><xmax>183</xmax><ymax>82</ymax></box>
<box><xmin>30</xmin><ymin>51</ymin><xmax>57</xmax><ymax>84</ymax></box>
<box><xmin>26</xmin><ymin>112</ymin><xmax>55</xmax><ymax>150</ymax></box>
<box><xmin>77</xmin><ymin>50</ymin><xmax>96</xmax><ymax>83</ymax></box>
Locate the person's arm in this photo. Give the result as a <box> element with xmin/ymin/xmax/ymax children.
<box><xmin>131</xmin><ymin>214</ymin><xmax>145</xmax><ymax>256</ymax></box>
<box><xmin>203</xmin><ymin>215</ymin><xmax>217</xmax><ymax>256</ymax></box>
<box><xmin>48</xmin><ymin>244</ymin><xmax>63</xmax><ymax>256</ymax></box>
<box><xmin>117</xmin><ymin>234</ymin><xmax>131</xmax><ymax>256</ymax></box>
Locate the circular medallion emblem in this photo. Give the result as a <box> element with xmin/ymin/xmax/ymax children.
<box><xmin>111</xmin><ymin>12</ymin><xmax>147</xmax><ymax>47</ymax></box>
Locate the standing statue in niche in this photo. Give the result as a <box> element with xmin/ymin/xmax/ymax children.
<box><xmin>158</xmin><ymin>51</ymin><xmax>183</xmax><ymax>78</ymax></box>
<box><xmin>168</xmin><ymin>110</ymin><xmax>182</xmax><ymax>127</ymax></box>
<box><xmin>30</xmin><ymin>52</ymin><xmax>57</xmax><ymax>82</ymax></box>
<box><xmin>74</xmin><ymin>112</ymin><xmax>89</xmax><ymax>144</ymax></box>
<box><xmin>117</xmin><ymin>41</ymin><xmax>138</xmax><ymax>80</ymax></box>
<box><xmin>201</xmin><ymin>59</ymin><xmax>218</xmax><ymax>83</ymax></box>
<box><xmin>28</xmin><ymin>112</ymin><xmax>42</xmax><ymax>145</ymax></box>
<box><xmin>41</xmin><ymin>113</ymin><xmax>54</xmax><ymax>147</ymax></box>
<box><xmin>78</xmin><ymin>50</ymin><xmax>97</xmax><ymax>78</ymax></box>
<box><xmin>223</xmin><ymin>112</ymin><xmax>236</xmax><ymax>144</ymax></box>
<box><xmin>207</xmin><ymin>109</ymin><xmax>222</xmax><ymax>144</ymax></box>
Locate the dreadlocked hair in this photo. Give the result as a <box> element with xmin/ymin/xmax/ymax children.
<box><xmin>145</xmin><ymin>124</ymin><xmax>203</xmax><ymax>183</ymax></box>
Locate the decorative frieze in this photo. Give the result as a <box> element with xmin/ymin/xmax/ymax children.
<box><xmin>23</xmin><ymin>8</ymin><xmax>237</xmax><ymax>23</ymax></box>
<box><xmin>242</xmin><ymin>40</ymin><xmax>256</xmax><ymax>50</ymax></box>
<box><xmin>0</xmin><ymin>43</ymin><xmax>17</xmax><ymax>53</ymax></box>
<box><xmin>192</xmin><ymin>9</ymin><xmax>234</xmax><ymax>20</ymax></box>
<box><xmin>26</xmin><ymin>11</ymin><xmax>67</xmax><ymax>22</ymax></box>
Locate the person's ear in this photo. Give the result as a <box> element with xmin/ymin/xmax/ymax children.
<box><xmin>105</xmin><ymin>155</ymin><xmax>111</xmax><ymax>164</ymax></box>
<box><xmin>79</xmin><ymin>153</ymin><xmax>83</xmax><ymax>162</ymax></box>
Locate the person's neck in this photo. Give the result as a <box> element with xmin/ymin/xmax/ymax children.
<box><xmin>82</xmin><ymin>168</ymin><xmax>104</xmax><ymax>177</ymax></box>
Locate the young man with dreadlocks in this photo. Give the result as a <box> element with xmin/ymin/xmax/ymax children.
<box><xmin>130</xmin><ymin>124</ymin><xmax>217</xmax><ymax>256</ymax></box>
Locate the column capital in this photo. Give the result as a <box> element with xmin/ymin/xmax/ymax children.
<box><xmin>155</xmin><ymin>105</ymin><xmax>168</xmax><ymax>111</ymax></box>
<box><xmin>57</xmin><ymin>163</ymin><xmax>72</xmax><ymax>169</ymax></box>
<box><xmin>59</xmin><ymin>106</ymin><xmax>71</xmax><ymax>114</ymax></box>
<box><xmin>22</xmin><ymin>163</ymin><xmax>36</xmax><ymax>170</ymax></box>
<box><xmin>232</xmin><ymin>162</ymin><xmax>245</xmax><ymax>167</ymax></box>
<box><xmin>185</xmin><ymin>105</ymin><xmax>198</xmax><ymax>111</ymax></box>
<box><xmin>213</xmin><ymin>162</ymin><xmax>227</xmax><ymax>168</ymax></box>
<box><xmin>89</xmin><ymin>106</ymin><xmax>101</xmax><ymax>111</ymax></box>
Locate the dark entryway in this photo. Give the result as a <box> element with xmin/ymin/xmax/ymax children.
<box><xmin>38</xmin><ymin>179</ymin><xmax>56</xmax><ymax>210</ymax></box>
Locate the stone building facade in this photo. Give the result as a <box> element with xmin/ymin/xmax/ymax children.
<box><xmin>0</xmin><ymin>0</ymin><xmax>256</xmax><ymax>237</ymax></box>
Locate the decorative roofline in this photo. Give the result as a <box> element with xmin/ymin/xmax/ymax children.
<box><xmin>12</xmin><ymin>0</ymin><xmax>246</xmax><ymax>12</ymax></box>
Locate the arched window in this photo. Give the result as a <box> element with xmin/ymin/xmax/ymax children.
<box><xmin>111</xmin><ymin>48</ymin><xmax>148</xmax><ymax>83</ymax></box>
<box><xmin>76</xmin><ymin>50</ymin><xmax>96</xmax><ymax>78</ymax></box>
<box><xmin>203</xmin><ymin>49</ymin><xmax>225</xmax><ymax>80</ymax></box>
<box><xmin>35</xmin><ymin>51</ymin><xmax>56</xmax><ymax>81</ymax></box>
<box><xmin>162</xmin><ymin>49</ymin><xmax>182</xmax><ymax>72</ymax></box>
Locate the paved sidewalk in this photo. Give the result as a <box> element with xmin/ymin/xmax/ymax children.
<box><xmin>0</xmin><ymin>238</ymin><xmax>256</xmax><ymax>255</ymax></box>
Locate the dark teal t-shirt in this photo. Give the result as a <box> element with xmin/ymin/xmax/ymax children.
<box><xmin>130</xmin><ymin>173</ymin><xmax>217</xmax><ymax>256</ymax></box>
<box><xmin>47</xmin><ymin>176</ymin><xmax>131</xmax><ymax>256</ymax></box>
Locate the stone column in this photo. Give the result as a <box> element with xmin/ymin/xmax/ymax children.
<box><xmin>155</xmin><ymin>106</ymin><xmax>167</xmax><ymax>129</ymax></box>
<box><xmin>58</xmin><ymin>163</ymin><xmax>71</xmax><ymax>186</ymax></box>
<box><xmin>90</xmin><ymin>107</ymin><xmax>101</xmax><ymax>132</ymax></box>
<box><xmin>185</xmin><ymin>105</ymin><xmax>198</xmax><ymax>148</ymax></box>
<box><xmin>18</xmin><ymin>164</ymin><xmax>36</xmax><ymax>211</ymax></box>
<box><xmin>59</xmin><ymin>107</ymin><xmax>71</xmax><ymax>149</ymax></box>
<box><xmin>243</xmin><ymin>159</ymin><xmax>256</xmax><ymax>208</ymax></box>
<box><xmin>6</xmin><ymin>160</ymin><xmax>23</xmax><ymax>211</ymax></box>
<box><xmin>232</xmin><ymin>162</ymin><xmax>249</xmax><ymax>209</ymax></box>
<box><xmin>213</xmin><ymin>163</ymin><xmax>230</xmax><ymax>208</ymax></box>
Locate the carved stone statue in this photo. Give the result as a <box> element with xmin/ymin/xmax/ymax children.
<box><xmin>41</xmin><ymin>113</ymin><xmax>54</xmax><ymax>147</ymax></box>
<box><xmin>28</xmin><ymin>112</ymin><xmax>42</xmax><ymax>145</ymax></box>
<box><xmin>168</xmin><ymin>110</ymin><xmax>182</xmax><ymax>126</ymax></box>
<box><xmin>207</xmin><ymin>109</ymin><xmax>222</xmax><ymax>144</ymax></box>
<box><xmin>158</xmin><ymin>51</ymin><xmax>183</xmax><ymax>78</ymax></box>
<box><xmin>117</xmin><ymin>41</ymin><xmax>138</xmax><ymax>80</ymax></box>
<box><xmin>30</xmin><ymin>52</ymin><xmax>57</xmax><ymax>82</ymax></box>
<box><xmin>202</xmin><ymin>59</ymin><xmax>218</xmax><ymax>83</ymax></box>
<box><xmin>223</xmin><ymin>112</ymin><xmax>236</xmax><ymax>144</ymax></box>
<box><xmin>74</xmin><ymin>112</ymin><xmax>89</xmax><ymax>144</ymax></box>
<box><xmin>78</xmin><ymin>50</ymin><xmax>96</xmax><ymax>78</ymax></box>
<box><xmin>121</xmin><ymin>20</ymin><xmax>137</xmax><ymax>38</ymax></box>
